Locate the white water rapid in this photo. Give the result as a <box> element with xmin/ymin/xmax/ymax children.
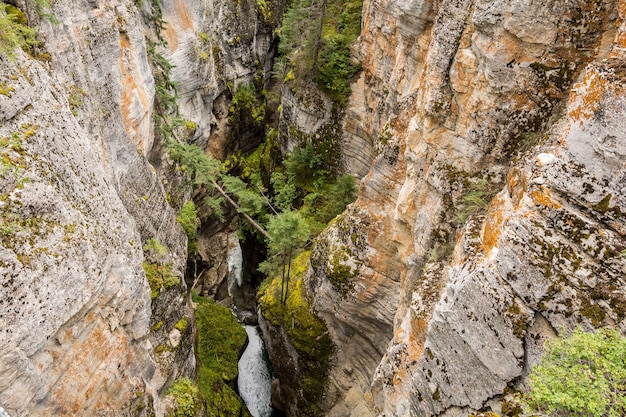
<box><xmin>227</xmin><ymin>234</ymin><xmax>243</xmax><ymax>297</ymax></box>
<box><xmin>238</xmin><ymin>325</ymin><xmax>274</xmax><ymax>417</ymax></box>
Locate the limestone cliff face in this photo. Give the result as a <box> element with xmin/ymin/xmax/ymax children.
<box><xmin>306</xmin><ymin>0</ymin><xmax>626</xmax><ymax>415</ymax></box>
<box><xmin>0</xmin><ymin>0</ymin><xmax>275</xmax><ymax>414</ymax></box>
<box><xmin>0</xmin><ymin>0</ymin><xmax>191</xmax><ymax>414</ymax></box>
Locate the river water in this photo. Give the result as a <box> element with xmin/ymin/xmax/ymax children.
<box><xmin>238</xmin><ymin>325</ymin><xmax>276</xmax><ymax>417</ymax></box>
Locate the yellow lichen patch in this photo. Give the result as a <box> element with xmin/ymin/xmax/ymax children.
<box><xmin>530</xmin><ymin>187</ymin><xmax>562</xmax><ymax>209</ymax></box>
<box><xmin>482</xmin><ymin>194</ymin><xmax>508</xmax><ymax>253</ymax></box>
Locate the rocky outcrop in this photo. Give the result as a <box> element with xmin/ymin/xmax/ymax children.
<box><xmin>305</xmin><ymin>0</ymin><xmax>626</xmax><ymax>415</ymax></box>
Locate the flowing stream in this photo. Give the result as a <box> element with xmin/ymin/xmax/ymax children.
<box><xmin>238</xmin><ymin>325</ymin><xmax>276</xmax><ymax>417</ymax></box>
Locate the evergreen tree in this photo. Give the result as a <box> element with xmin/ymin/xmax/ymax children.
<box><xmin>260</xmin><ymin>211</ymin><xmax>310</xmax><ymax>305</ymax></box>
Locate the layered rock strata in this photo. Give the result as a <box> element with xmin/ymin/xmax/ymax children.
<box><xmin>0</xmin><ymin>0</ymin><xmax>277</xmax><ymax>413</ymax></box>
<box><xmin>305</xmin><ymin>0</ymin><xmax>626</xmax><ymax>415</ymax></box>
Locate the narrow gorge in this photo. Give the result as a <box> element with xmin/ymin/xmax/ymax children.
<box><xmin>0</xmin><ymin>0</ymin><xmax>625</xmax><ymax>416</ymax></box>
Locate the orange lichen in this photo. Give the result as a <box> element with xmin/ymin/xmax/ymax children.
<box><xmin>619</xmin><ymin>0</ymin><xmax>626</xmax><ymax>19</ymax></box>
<box><xmin>507</xmin><ymin>167</ymin><xmax>527</xmax><ymax>209</ymax></box>
<box><xmin>47</xmin><ymin>318</ymin><xmax>133</xmax><ymax>415</ymax></box>
<box><xmin>530</xmin><ymin>187</ymin><xmax>562</xmax><ymax>209</ymax></box>
<box><xmin>568</xmin><ymin>68</ymin><xmax>607</xmax><ymax>124</ymax></box>
<box><xmin>567</xmin><ymin>64</ymin><xmax>626</xmax><ymax>126</ymax></box>
<box><xmin>482</xmin><ymin>194</ymin><xmax>507</xmax><ymax>253</ymax></box>
<box><xmin>174</xmin><ymin>0</ymin><xmax>193</xmax><ymax>31</ymax></box>
<box><xmin>162</xmin><ymin>0</ymin><xmax>194</xmax><ymax>51</ymax></box>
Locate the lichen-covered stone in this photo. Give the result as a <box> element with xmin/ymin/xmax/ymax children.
<box><xmin>305</xmin><ymin>0</ymin><xmax>626</xmax><ymax>416</ymax></box>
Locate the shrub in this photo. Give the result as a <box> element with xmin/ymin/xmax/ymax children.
<box><xmin>524</xmin><ymin>327</ymin><xmax>626</xmax><ymax>417</ymax></box>
<box><xmin>0</xmin><ymin>3</ymin><xmax>38</xmax><ymax>61</ymax></box>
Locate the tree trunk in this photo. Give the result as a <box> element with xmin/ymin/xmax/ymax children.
<box><xmin>283</xmin><ymin>246</ymin><xmax>294</xmax><ymax>305</ymax></box>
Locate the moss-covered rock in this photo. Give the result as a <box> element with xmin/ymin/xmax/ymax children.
<box><xmin>193</xmin><ymin>295</ymin><xmax>249</xmax><ymax>417</ymax></box>
<box><xmin>258</xmin><ymin>251</ymin><xmax>334</xmax><ymax>416</ymax></box>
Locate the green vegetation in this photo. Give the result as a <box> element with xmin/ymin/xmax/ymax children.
<box><xmin>0</xmin><ymin>3</ymin><xmax>38</xmax><ymax>61</ymax></box>
<box><xmin>273</xmin><ymin>142</ymin><xmax>357</xmax><ymax>234</ymax></box>
<box><xmin>524</xmin><ymin>327</ymin><xmax>626</xmax><ymax>417</ymax></box>
<box><xmin>167</xmin><ymin>377</ymin><xmax>201</xmax><ymax>417</ymax></box>
<box><xmin>144</xmin><ymin>237</ymin><xmax>167</xmax><ymax>257</ymax></box>
<box><xmin>455</xmin><ymin>178</ymin><xmax>490</xmax><ymax>224</ymax></box>
<box><xmin>193</xmin><ymin>294</ymin><xmax>250</xmax><ymax>416</ymax></box>
<box><xmin>68</xmin><ymin>85</ymin><xmax>86</xmax><ymax>116</ymax></box>
<box><xmin>229</xmin><ymin>83</ymin><xmax>266</xmax><ymax>126</ymax></box>
<box><xmin>277</xmin><ymin>0</ymin><xmax>363</xmax><ymax>105</ymax></box>
<box><xmin>259</xmin><ymin>210</ymin><xmax>310</xmax><ymax>304</ymax></box>
<box><xmin>258</xmin><ymin>251</ymin><xmax>334</xmax><ymax>415</ymax></box>
<box><xmin>176</xmin><ymin>200</ymin><xmax>199</xmax><ymax>256</ymax></box>
<box><xmin>142</xmin><ymin>261</ymin><xmax>179</xmax><ymax>298</ymax></box>
<box><xmin>142</xmin><ymin>238</ymin><xmax>179</xmax><ymax>298</ymax></box>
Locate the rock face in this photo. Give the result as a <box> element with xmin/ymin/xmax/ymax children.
<box><xmin>0</xmin><ymin>0</ymin><xmax>191</xmax><ymax>414</ymax></box>
<box><xmin>0</xmin><ymin>0</ymin><xmax>276</xmax><ymax>413</ymax></box>
<box><xmin>304</xmin><ymin>0</ymin><xmax>626</xmax><ymax>415</ymax></box>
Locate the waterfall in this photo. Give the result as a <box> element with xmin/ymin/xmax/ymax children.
<box><xmin>238</xmin><ymin>326</ymin><xmax>275</xmax><ymax>417</ymax></box>
<box><xmin>227</xmin><ymin>234</ymin><xmax>243</xmax><ymax>297</ymax></box>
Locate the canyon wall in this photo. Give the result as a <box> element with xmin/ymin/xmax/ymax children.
<box><xmin>306</xmin><ymin>0</ymin><xmax>626</xmax><ymax>415</ymax></box>
<box><xmin>2</xmin><ymin>0</ymin><xmax>626</xmax><ymax>414</ymax></box>
<box><xmin>0</xmin><ymin>0</ymin><xmax>276</xmax><ymax>414</ymax></box>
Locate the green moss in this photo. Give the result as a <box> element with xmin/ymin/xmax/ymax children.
<box><xmin>325</xmin><ymin>247</ymin><xmax>357</xmax><ymax>295</ymax></box>
<box><xmin>167</xmin><ymin>378</ymin><xmax>201</xmax><ymax>417</ymax></box>
<box><xmin>177</xmin><ymin>200</ymin><xmax>199</xmax><ymax>256</ymax></box>
<box><xmin>142</xmin><ymin>261</ymin><xmax>180</xmax><ymax>298</ymax></box>
<box><xmin>0</xmin><ymin>82</ymin><xmax>14</xmax><ymax>97</ymax></box>
<box><xmin>258</xmin><ymin>251</ymin><xmax>334</xmax><ymax>415</ymax></box>
<box><xmin>174</xmin><ymin>316</ymin><xmax>188</xmax><ymax>331</ymax></box>
<box><xmin>152</xmin><ymin>321</ymin><xmax>164</xmax><ymax>331</ymax></box>
<box><xmin>154</xmin><ymin>344</ymin><xmax>168</xmax><ymax>354</ymax></box>
<box><xmin>194</xmin><ymin>295</ymin><xmax>248</xmax><ymax>416</ymax></box>
<box><xmin>592</xmin><ymin>194</ymin><xmax>612</xmax><ymax>213</ymax></box>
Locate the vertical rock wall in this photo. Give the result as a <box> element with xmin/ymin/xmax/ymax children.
<box><xmin>0</xmin><ymin>0</ymin><xmax>277</xmax><ymax>414</ymax></box>
<box><xmin>306</xmin><ymin>0</ymin><xmax>626</xmax><ymax>415</ymax></box>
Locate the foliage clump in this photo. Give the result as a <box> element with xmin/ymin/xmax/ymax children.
<box><xmin>0</xmin><ymin>3</ymin><xmax>38</xmax><ymax>61</ymax></box>
<box><xmin>167</xmin><ymin>377</ymin><xmax>201</xmax><ymax>417</ymax></box>
<box><xmin>524</xmin><ymin>327</ymin><xmax>626</xmax><ymax>417</ymax></box>
<box><xmin>277</xmin><ymin>0</ymin><xmax>363</xmax><ymax>105</ymax></box>
<box><xmin>142</xmin><ymin>238</ymin><xmax>179</xmax><ymax>298</ymax></box>
<box><xmin>176</xmin><ymin>200</ymin><xmax>199</xmax><ymax>256</ymax></box>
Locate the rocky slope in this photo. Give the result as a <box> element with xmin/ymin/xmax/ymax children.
<box><xmin>304</xmin><ymin>0</ymin><xmax>626</xmax><ymax>416</ymax></box>
<box><xmin>0</xmin><ymin>0</ymin><xmax>276</xmax><ymax>414</ymax></box>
